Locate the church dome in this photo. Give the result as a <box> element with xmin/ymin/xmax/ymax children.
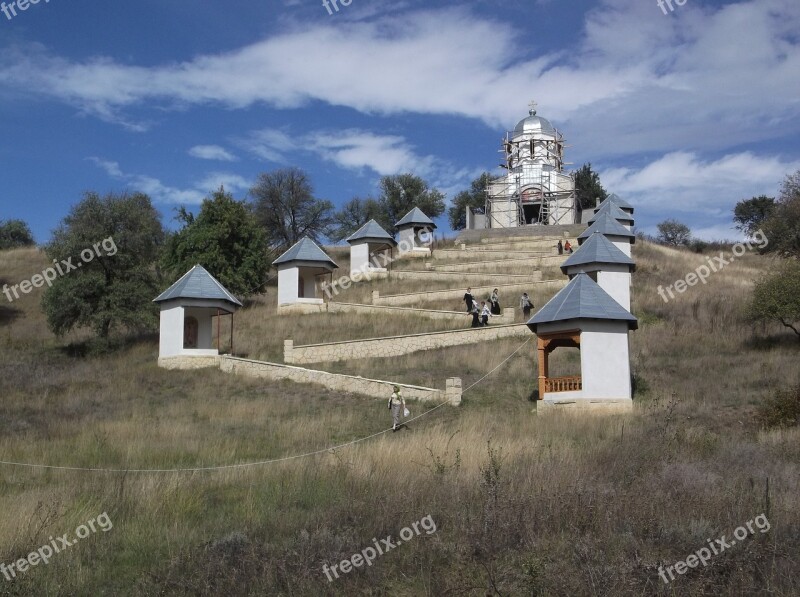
<box><xmin>513</xmin><ymin>108</ymin><xmax>557</xmax><ymax>137</ymax></box>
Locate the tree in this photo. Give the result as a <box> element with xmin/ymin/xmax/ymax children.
<box><xmin>42</xmin><ymin>192</ymin><xmax>164</xmax><ymax>340</ymax></box>
<box><xmin>0</xmin><ymin>219</ymin><xmax>35</xmax><ymax>249</ymax></box>
<box><xmin>748</xmin><ymin>260</ymin><xmax>800</xmax><ymax>342</ymax></box>
<box><xmin>448</xmin><ymin>172</ymin><xmax>492</xmax><ymax>230</ymax></box>
<box><xmin>657</xmin><ymin>219</ymin><xmax>692</xmax><ymax>246</ymax></box>
<box><xmin>733</xmin><ymin>195</ymin><xmax>775</xmax><ymax>236</ymax></box>
<box><xmin>759</xmin><ymin>170</ymin><xmax>800</xmax><ymax>258</ymax></box>
<box><xmin>376</xmin><ymin>173</ymin><xmax>445</xmax><ymax>234</ymax></box>
<box><xmin>251</xmin><ymin>168</ymin><xmax>335</xmax><ymax>250</ymax></box>
<box><xmin>329</xmin><ymin>197</ymin><xmax>383</xmax><ymax>242</ymax></box>
<box><xmin>162</xmin><ymin>187</ymin><xmax>270</xmax><ymax>298</ymax></box>
<box><xmin>574</xmin><ymin>163</ymin><xmax>608</xmax><ymax>211</ymax></box>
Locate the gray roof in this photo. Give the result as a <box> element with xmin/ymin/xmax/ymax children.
<box><xmin>395</xmin><ymin>207</ymin><xmax>436</xmax><ymax>229</ymax></box>
<box><xmin>561</xmin><ymin>232</ymin><xmax>635</xmax><ymax>274</ymax></box>
<box><xmin>272</xmin><ymin>237</ymin><xmax>338</xmax><ymax>268</ymax></box>
<box><xmin>345</xmin><ymin>219</ymin><xmax>397</xmax><ymax>245</ymax></box>
<box><xmin>589</xmin><ymin>201</ymin><xmax>634</xmax><ymax>224</ymax></box>
<box><xmin>578</xmin><ymin>212</ymin><xmax>635</xmax><ymax>242</ymax></box>
<box><xmin>605</xmin><ymin>193</ymin><xmax>634</xmax><ymax>212</ymax></box>
<box><xmin>154</xmin><ymin>264</ymin><xmax>242</xmax><ymax>307</ymax></box>
<box><xmin>527</xmin><ymin>273</ymin><xmax>637</xmax><ymax>332</ymax></box>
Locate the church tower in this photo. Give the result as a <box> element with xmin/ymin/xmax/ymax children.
<box><xmin>483</xmin><ymin>102</ymin><xmax>576</xmax><ymax>228</ymax></box>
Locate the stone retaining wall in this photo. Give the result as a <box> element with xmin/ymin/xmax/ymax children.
<box><xmin>328</xmin><ymin>301</ymin><xmax>516</xmax><ymax>324</ymax></box>
<box><xmin>389</xmin><ymin>269</ymin><xmax>538</xmax><ymax>282</ymax></box>
<box><xmin>427</xmin><ymin>259</ymin><xmax>546</xmax><ymax>273</ymax></box>
<box><xmin>219</xmin><ymin>356</ymin><xmax>461</xmax><ymax>405</ymax></box>
<box><xmin>284</xmin><ymin>323</ymin><xmax>531</xmax><ymax>364</ymax></box>
<box><xmin>372</xmin><ymin>279</ymin><xmax>567</xmax><ymax>307</ymax></box>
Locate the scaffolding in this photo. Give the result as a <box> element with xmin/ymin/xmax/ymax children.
<box><xmin>484</xmin><ymin>121</ymin><xmax>576</xmax><ymax>228</ymax></box>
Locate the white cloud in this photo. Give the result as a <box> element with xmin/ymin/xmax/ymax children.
<box><xmin>86</xmin><ymin>157</ymin><xmax>250</xmax><ymax>204</ymax></box>
<box><xmin>1</xmin><ymin>0</ymin><xmax>796</xmax><ymax>158</ymax></box>
<box><xmin>188</xmin><ymin>145</ymin><xmax>237</xmax><ymax>162</ymax></box>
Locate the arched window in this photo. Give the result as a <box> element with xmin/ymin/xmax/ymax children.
<box><xmin>183</xmin><ymin>316</ymin><xmax>199</xmax><ymax>349</ymax></box>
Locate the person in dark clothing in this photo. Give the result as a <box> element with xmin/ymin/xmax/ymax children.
<box><xmin>490</xmin><ymin>288</ymin><xmax>501</xmax><ymax>315</ymax></box>
<box><xmin>464</xmin><ymin>287</ymin><xmax>474</xmax><ymax>313</ymax></box>
<box><xmin>470</xmin><ymin>303</ymin><xmax>481</xmax><ymax>328</ymax></box>
<box><xmin>520</xmin><ymin>293</ymin><xmax>533</xmax><ymax>319</ymax></box>
<box><xmin>557</xmin><ymin>240</ymin><xmax>563</xmax><ymax>255</ymax></box>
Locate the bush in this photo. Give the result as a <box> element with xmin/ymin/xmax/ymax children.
<box><xmin>756</xmin><ymin>384</ymin><xmax>800</xmax><ymax>429</ymax></box>
<box><xmin>689</xmin><ymin>239</ymin><xmax>708</xmax><ymax>253</ymax></box>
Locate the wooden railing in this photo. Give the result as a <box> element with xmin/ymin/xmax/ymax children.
<box><xmin>545</xmin><ymin>376</ymin><xmax>582</xmax><ymax>393</ymax></box>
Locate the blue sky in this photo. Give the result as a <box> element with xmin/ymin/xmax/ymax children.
<box><xmin>1</xmin><ymin>0</ymin><xmax>798</xmax><ymax>243</ymax></box>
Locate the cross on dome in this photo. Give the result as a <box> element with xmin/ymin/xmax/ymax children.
<box><xmin>528</xmin><ymin>100</ymin><xmax>538</xmax><ymax>115</ymax></box>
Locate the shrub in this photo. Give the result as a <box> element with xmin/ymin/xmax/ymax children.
<box><xmin>756</xmin><ymin>384</ymin><xmax>800</xmax><ymax>429</ymax></box>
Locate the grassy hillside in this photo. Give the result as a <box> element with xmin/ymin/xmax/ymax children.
<box><xmin>0</xmin><ymin>241</ymin><xmax>798</xmax><ymax>595</ymax></box>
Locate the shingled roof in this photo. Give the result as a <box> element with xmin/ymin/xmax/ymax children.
<box><xmin>578</xmin><ymin>212</ymin><xmax>636</xmax><ymax>242</ymax></box>
<box><xmin>272</xmin><ymin>237</ymin><xmax>338</xmax><ymax>269</ymax></box>
<box><xmin>588</xmin><ymin>201</ymin><xmax>634</xmax><ymax>225</ymax></box>
<box><xmin>153</xmin><ymin>264</ymin><xmax>242</xmax><ymax>306</ymax></box>
<box><xmin>345</xmin><ymin>219</ymin><xmax>397</xmax><ymax>245</ymax></box>
<box><xmin>527</xmin><ymin>273</ymin><xmax>637</xmax><ymax>333</ymax></box>
<box><xmin>395</xmin><ymin>207</ymin><xmax>436</xmax><ymax>229</ymax></box>
<box><xmin>603</xmin><ymin>193</ymin><xmax>634</xmax><ymax>212</ymax></box>
<box><xmin>561</xmin><ymin>232</ymin><xmax>635</xmax><ymax>274</ymax></box>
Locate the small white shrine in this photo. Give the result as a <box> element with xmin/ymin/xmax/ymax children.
<box><xmin>345</xmin><ymin>219</ymin><xmax>396</xmax><ymax>279</ymax></box>
<box><xmin>561</xmin><ymin>232</ymin><xmax>635</xmax><ymax>310</ymax></box>
<box><xmin>273</xmin><ymin>237</ymin><xmax>338</xmax><ymax>313</ymax></box>
<box><xmin>153</xmin><ymin>264</ymin><xmax>242</xmax><ymax>363</ymax></box>
<box><xmin>527</xmin><ymin>273</ymin><xmax>637</xmax><ymax>410</ymax></box>
<box><xmin>395</xmin><ymin>207</ymin><xmax>436</xmax><ymax>257</ymax></box>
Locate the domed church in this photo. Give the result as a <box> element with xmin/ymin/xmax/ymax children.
<box><xmin>467</xmin><ymin>102</ymin><xmax>577</xmax><ymax>229</ymax></box>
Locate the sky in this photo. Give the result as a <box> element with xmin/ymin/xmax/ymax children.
<box><xmin>0</xmin><ymin>0</ymin><xmax>798</xmax><ymax>243</ymax></box>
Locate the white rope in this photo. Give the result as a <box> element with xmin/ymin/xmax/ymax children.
<box><xmin>0</xmin><ymin>338</ymin><xmax>532</xmax><ymax>473</ymax></box>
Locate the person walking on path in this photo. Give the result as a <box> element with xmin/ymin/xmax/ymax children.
<box><xmin>480</xmin><ymin>301</ymin><xmax>491</xmax><ymax>326</ymax></box>
<box><xmin>389</xmin><ymin>385</ymin><xmax>406</xmax><ymax>432</ymax></box>
<box><xmin>557</xmin><ymin>240</ymin><xmax>563</xmax><ymax>255</ymax></box>
<box><xmin>564</xmin><ymin>240</ymin><xmax>573</xmax><ymax>254</ymax></box>
<box><xmin>464</xmin><ymin>287</ymin><xmax>474</xmax><ymax>313</ymax></box>
<box><xmin>520</xmin><ymin>292</ymin><xmax>533</xmax><ymax>319</ymax></box>
<box><xmin>470</xmin><ymin>302</ymin><xmax>481</xmax><ymax>328</ymax></box>
<box><xmin>490</xmin><ymin>289</ymin><xmax>501</xmax><ymax>315</ymax></box>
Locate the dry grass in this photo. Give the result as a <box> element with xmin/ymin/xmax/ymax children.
<box><xmin>0</xmin><ymin>241</ymin><xmax>798</xmax><ymax>595</ymax></box>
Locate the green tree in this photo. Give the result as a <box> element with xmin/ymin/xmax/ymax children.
<box><xmin>448</xmin><ymin>172</ymin><xmax>492</xmax><ymax>230</ymax></box>
<box><xmin>42</xmin><ymin>192</ymin><xmax>164</xmax><ymax>339</ymax></box>
<box><xmin>733</xmin><ymin>195</ymin><xmax>775</xmax><ymax>236</ymax></box>
<box><xmin>759</xmin><ymin>171</ymin><xmax>800</xmax><ymax>258</ymax></box>
<box><xmin>0</xmin><ymin>219</ymin><xmax>35</xmax><ymax>249</ymax></box>
<box><xmin>748</xmin><ymin>260</ymin><xmax>800</xmax><ymax>342</ymax></box>
<box><xmin>574</xmin><ymin>163</ymin><xmax>608</xmax><ymax>211</ymax></box>
<box><xmin>251</xmin><ymin>168</ymin><xmax>334</xmax><ymax>250</ymax></box>
<box><xmin>162</xmin><ymin>187</ymin><xmax>270</xmax><ymax>297</ymax></box>
<box><xmin>376</xmin><ymin>173</ymin><xmax>445</xmax><ymax>234</ymax></box>
<box><xmin>656</xmin><ymin>219</ymin><xmax>692</xmax><ymax>246</ymax></box>
<box><xmin>329</xmin><ymin>197</ymin><xmax>383</xmax><ymax>242</ymax></box>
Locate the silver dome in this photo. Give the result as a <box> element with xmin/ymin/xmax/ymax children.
<box><xmin>513</xmin><ymin>109</ymin><xmax>557</xmax><ymax>137</ymax></box>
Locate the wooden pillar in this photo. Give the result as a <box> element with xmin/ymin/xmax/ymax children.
<box><xmin>537</xmin><ymin>337</ymin><xmax>548</xmax><ymax>400</ymax></box>
<box><xmin>230</xmin><ymin>312</ymin><xmax>234</xmax><ymax>356</ymax></box>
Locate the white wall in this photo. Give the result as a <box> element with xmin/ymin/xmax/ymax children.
<box><xmin>597</xmin><ymin>269</ymin><xmax>631</xmax><ymax>311</ymax></box>
<box><xmin>278</xmin><ymin>267</ymin><xmax>299</xmax><ymax>304</ymax></box>
<box><xmin>159</xmin><ymin>304</ymin><xmax>184</xmax><ymax>358</ymax></box>
<box><xmin>350</xmin><ymin>242</ymin><xmax>369</xmax><ymax>276</ymax></box>
<box><xmin>611</xmin><ymin>237</ymin><xmax>632</xmax><ymax>257</ymax></box>
<box><xmin>398</xmin><ymin>227</ymin><xmax>416</xmax><ymax>253</ymax></box>
<box><xmin>580</xmin><ymin>320</ymin><xmax>631</xmax><ymax>400</ymax></box>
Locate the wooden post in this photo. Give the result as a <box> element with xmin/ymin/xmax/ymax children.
<box><xmin>216</xmin><ymin>308</ymin><xmax>220</xmax><ymax>351</ymax></box>
<box><xmin>537</xmin><ymin>337</ymin><xmax>547</xmax><ymax>400</ymax></box>
<box><xmin>230</xmin><ymin>312</ymin><xmax>234</xmax><ymax>356</ymax></box>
